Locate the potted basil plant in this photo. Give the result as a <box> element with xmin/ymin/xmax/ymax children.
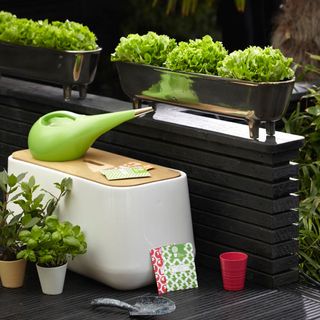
<box><xmin>17</xmin><ymin>215</ymin><xmax>87</xmax><ymax>295</ymax></box>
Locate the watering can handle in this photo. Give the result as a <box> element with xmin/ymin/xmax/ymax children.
<box><xmin>91</xmin><ymin>298</ymin><xmax>137</xmax><ymax>312</ymax></box>
<box><xmin>40</xmin><ymin>111</ymin><xmax>79</xmax><ymax>126</ymax></box>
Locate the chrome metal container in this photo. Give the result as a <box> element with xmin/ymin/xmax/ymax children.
<box><xmin>115</xmin><ymin>62</ymin><xmax>295</xmax><ymax>139</ymax></box>
<box><xmin>0</xmin><ymin>41</ymin><xmax>102</xmax><ymax>100</ymax></box>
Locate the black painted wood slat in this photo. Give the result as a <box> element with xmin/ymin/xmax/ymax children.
<box><xmin>195</xmin><ymin>224</ymin><xmax>298</xmax><ymax>259</ymax></box>
<box><xmin>192</xmin><ymin>210</ymin><xmax>298</xmax><ymax>243</ymax></box>
<box><xmin>100</xmin><ymin>130</ymin><xmax>299</xmax><ymax>182</ymax></box>
<box><xmin>197</xmin><ymin>254</ymin><xmax>299</xmax><ymax>289</ymax></box>
<box><xmin>118</xmin><ymin>120</ymin><xmax>302</xmax><ymax>165</ymax></box>
<box><xmin>189</xmin><ymin>179</ymin><xmax>299</xmax><ymax>214</ymax></box>
<box><xmin>196</xmin><ymin>238</ymin><xmax>299</xmax><ymax>274</ymax></box>
<box><xmin>0</xmin><ymin>117</ymin><xmax>299</xmax><ymax>198</ymax></box>
<box><xmin>190</xmin><ymin>195</ymin><xmax>299</xmax><ymax>229</ymax></box>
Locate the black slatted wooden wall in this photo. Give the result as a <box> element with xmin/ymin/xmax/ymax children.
<box><xmin>0</xmin><ymin>77</ymin><xmax>304</xmax><ymax>288</ymax></box>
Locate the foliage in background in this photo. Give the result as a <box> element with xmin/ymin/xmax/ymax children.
<box><xmin>217</xmin><ymin>46</ymin><xmax>295</xmax><ymax>82</ymax></box>
<box><xmin>165</xmin><ymin>35</ymin><xmax>227</xmax><ymax>74</ymax></box>
<box><xmin>283</xmin><ymin>60</ymin><xmax>320</xmax><ymax>281</ymax></box>
<box><xmin>152</xmin><ymin>0</ymin><xmax>246</xmax><ymax>15</ymax></box>
<box><xmin>0</xmin><ymin>10</ymin><xmax>98</xmax><ymax>51</ymax></box>
<box><xmin>152</xmin><ymin>0</ymin><xmax>215</xmax><ymax>16</ymax></box>
<box><xmin>111</xmin><ymin>31</ymin><xmax>176</xmax><ymax>66</ymax></box>
<box><xmin>122</xmin><ymin>0</ymin><xmax>220</xmax><ymax>42</ymax></box>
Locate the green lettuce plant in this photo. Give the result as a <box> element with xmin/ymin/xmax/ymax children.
<box><xmin>0</xmin><ymin>10</ymin><xmax>98</xmax><ymax>51</ymax></box>
<box><xmin>17</xmin><ymin>215</ymin><xmax>87</xmax><ymax>268</ymax></box>
<box><xmin>217</xmin><ymin>46</ymin><xmax>295</xmax><ymax>82</ymax></box>
<box><xmin>111</xmin><ymin>31</ymin><xmax>177</xmax><ymax>66</ymax></box>
<box><xmin>165</xmin><ymin>35</ymin><xmax>227</xmax><ymax>75</ymax></box>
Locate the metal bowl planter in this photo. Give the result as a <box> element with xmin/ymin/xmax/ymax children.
<box><xmin>115</xmin><ymin>61</ymin><xmax>295</xmax><ymax>140</ymax></box>
<box><xmin>0</xmin><ymin>41</ymin><xmax>102</xmax><ymax>100</ymax></box>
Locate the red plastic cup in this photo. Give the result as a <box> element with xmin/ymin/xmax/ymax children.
<box><xmin>219</xmin><ymin>252</ymin><xmax>248</xmax><ymax>291</ymax></box>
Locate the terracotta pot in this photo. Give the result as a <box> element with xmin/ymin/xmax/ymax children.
<box><xmin>0</xmin><ymin>259</ymin><xmax>27</xmax><ymax>288</ymax></box>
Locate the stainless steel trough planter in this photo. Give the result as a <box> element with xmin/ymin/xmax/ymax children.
<box><xmin>0</xmin><ymin>41</ymin><xmax>102</xmax><ymax>100</ymax></box>
<box><xmin>115</xmin><ymin>61</ymin><xmax>295</xmax><ymax>140</ymax></box>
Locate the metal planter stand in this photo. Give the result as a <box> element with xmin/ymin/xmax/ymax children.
<box><xmin>0</xmin><ymin>41</ymin><xmax>102</xmax><ymax>100</ymax></box>
<box><xmin>116</xmin><ymin>61</ymin><xmax>295</xmax><ymax>140</ymax></box>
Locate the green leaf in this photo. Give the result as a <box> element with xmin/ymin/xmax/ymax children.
<box><xmin>7</xmin><ymin>174</ymin><xmax>17</xmax><ymax>187</ymax></box>
<box><xmin>0</xmin><ymin>11</ymin><xmax>98</xmax><ymax>51</ymax></box>
<box><xmin>27</xmin><ymin>176</ymin><xmax>35</xmax><ymax>188</ymax></box>
<box><xmin>306</xmin><ymin>105</ymin><xmax>320</xmax><ymax>117</ymax></box>
<box><xmin>27</xmin><ymin>238</ymin><xmax>38</xmax><ymax>249</ymax></box>
<box><xmin>20</xmin><ymin>181</ymin><xmax>31</xmax><ymax>195</ymax></box>
<box><xmin>217</xmin><ymin>46</ymin><xmax>294</xmax><ymax>82</ymax></box>
<box><xmin>52</xmin><ymin>231</ymin><xmax>62</xmax><ymax>242</ymax></box>
<box><xmin>165</xmin><ymin>35</ymin><xmax>227</xmax><ymax>75</ymax></box>
<box><xmin>45</xmin><ymin>215</ymin><xmax>59</xmax><ymax>230</ymax></box>
<box><xmin>111</xmin><ymin>31</ymin><xmax>177</xmax><ymax>67</ymax></box>
<box><xmin>16</xmin><ymin>172</ymin><xmax>27</xmax><ymax>182</ymax></box>
<box><xmin>63</xmin><ymin>236</ymin><xmax>80</xmax><ymax>247</ymax></box>
<box><xmin>0</xmin><ymin>170</ymin><xmax>8</xmax><ymax>192</ymax></box>
<box><xmin>19</xmin><ymin>229</ymin><xmax>31</xmax><ymax>240</ymax></box>
<box><xmin>23</xmin><ymin>217</ymin><xmax>40</xmax><ymax>229</ymax></box>
<box><xmin>299</xmin><ymin>251</ymin><xmax>320</xmax><ymax>271</ymax></box>
<box><xmin>7</xmin><ymin>213</ymin><xmax>23</xmax><ymax>226</ymax></box>
<box><xmin>30</xmin><ymin>193</ymin><xmax>45</xmax><ymax>210</ymax></box>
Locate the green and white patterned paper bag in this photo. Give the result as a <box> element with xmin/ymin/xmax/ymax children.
<box><xmin>100</xmin><ymin>166</ymin><xmax>150</xmax><ymax>180</ymax></box>
<box><xmin>150</xmin><ymin>242</ymin><xmax>198</xmax><ymax>294</ymax></box>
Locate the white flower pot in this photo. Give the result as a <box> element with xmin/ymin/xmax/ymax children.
<box><xmin>36</xmin><ymin>263</ymin><xmax>67</xmax><ymax>295</ymax></box>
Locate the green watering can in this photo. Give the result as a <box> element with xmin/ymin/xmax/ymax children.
<box><xmin>28</xmin><ymin>107</ymin><xmax>153</xmax><ymax>161</ymax></box>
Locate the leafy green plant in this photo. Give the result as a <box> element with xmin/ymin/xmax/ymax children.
<box><xmin>17</xmin><ymin>215</ymin><xmax>87</xmax><ymax>268</ymax></box>
<box><xmin>217</xmin><ymin>46</ymin><xmax>295</xmax><ymax>82</ymax></box>
<box><xmin>111</xmin><ymin>31</ymin><xmax>177</xmax><ymax>67</ymax></box>
<box><xmin>15</xmin><ymin>175</ymin><xmax>72</xmax><ymax>224</ymax></box>
<box><xmin>165</xmin><ymin>35</ymin><xmax>227</xmax><ymax>75</ymax></box>
<box><xmin>0</xmin><ymin>170</ymin><xmax>72</xmax><ymax>261</ymax></box>
<box><xmin>0</xmin><ymin>171</ymin><xmax>28</xmax><ymax>261</ymax></box>
<box><xmin>298</xmin><ymin>161</ymin><xmax>320</xmax><ymax>282</ymax></box>
<box><xmin>0</xmin><ymin>11</ymin><xmax>98</xmax><ymax>51</ymax></box>
<box><xmin>112</xmin><ymin>32</ymin><xmax>294</xmax><ymax>82</ymax></box>
<box><xmin>283</xmin><ymin>84</ymin><xmax>320</xmax><ymax>282</ymax></box>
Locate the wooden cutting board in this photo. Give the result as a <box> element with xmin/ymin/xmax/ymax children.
<box><xmin>12</xmin><ymin>148</ymin><xmax>181</xmax><ymax>187</ymax></box>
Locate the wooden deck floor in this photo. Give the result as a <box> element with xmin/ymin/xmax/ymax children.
<box><xmin>1</xmin><ymin>265</ymin><xmax>320</xmax><ymax>320</ymax></box>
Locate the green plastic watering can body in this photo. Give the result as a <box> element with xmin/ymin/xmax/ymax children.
<box><xmin>28</xmin><ymin>108</ymin><xmax>153</xmax><ymax>161</ymax></box>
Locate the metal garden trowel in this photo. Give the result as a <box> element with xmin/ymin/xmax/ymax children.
<box><xmin>90</xmin><ymin>295</ymin><xmax>176</xmax><ymax>317</ymax></box>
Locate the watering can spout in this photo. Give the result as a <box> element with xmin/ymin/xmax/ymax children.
<box><xmin>28</xmin><ymin>107</ymin><xmax>153</xmax><ymax>161</ymax></box>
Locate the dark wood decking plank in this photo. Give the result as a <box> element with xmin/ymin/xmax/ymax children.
<box><xmin>0</xmin><ymin>265</ymin><xmax>319</xmax><ymax>320</ymax></box>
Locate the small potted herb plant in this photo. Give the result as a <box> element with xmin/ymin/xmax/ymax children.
<box><xmin>17</xmin><ymin>215</ymin><xmax>87</xmax><ymax>295</ymax></box>
<box><xmin>0</xmin><ymin>169</ymin><xmax>71</xmax><ymax>288</ymax></box>
<box><xmin>0</xmin><ymin>11</ymin><xmax>101</xmax><ymax>100</ymax></box>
